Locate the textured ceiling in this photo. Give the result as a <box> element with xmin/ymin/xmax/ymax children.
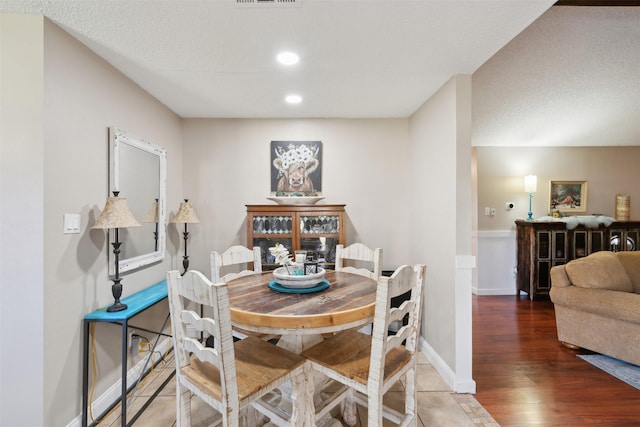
<box><xmin>473</xmin><ymin>6</ymin><xmax>640</xmax><ymax>147</ymax></box>
<box><xmin>0</xmin><ymin>0</ymin><xmax>554</xmax><ymax>118</ymax></box>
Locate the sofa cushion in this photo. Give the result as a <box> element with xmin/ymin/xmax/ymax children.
<box><xmin>565</xmin><ymin>251</ymin><xmax>633</xmax><ymax>292</ymax></box>
<box><xmin>616</xmin><ymin>251</ymin><xmax>640</xmax><ymax>294</ymax></box>
<box><xmin>550</xmin><ymin>286</ymin><xmax>640</xmax><ymax>325</ymax></box>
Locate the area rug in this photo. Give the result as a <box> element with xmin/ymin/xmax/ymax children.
<box><xmin>578</xmin><ymin>354</ymin><xmax>640</xmax><ymax>391</ymax></box>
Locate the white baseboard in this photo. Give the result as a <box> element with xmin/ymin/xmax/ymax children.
<box><xmin>419</xmin><ymin>336</ymin><xmax>476</xmax><ymax>394</ymax></box>
<box><xmin>67</xmin><ymin>337</ymin><xmax>173</xmax><ymax>427</ymax></box>
<box><xmin>473</xmin><ymin>287</ymin><xmax>518</xmax><ymax>296</ymax></box>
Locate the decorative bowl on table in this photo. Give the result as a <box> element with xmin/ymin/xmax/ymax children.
<box><xmin>272</xmin><ymin>266</ymin><xmax>326</xmax><ymax>288</ymax></box>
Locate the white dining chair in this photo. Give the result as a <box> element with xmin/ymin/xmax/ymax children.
<box><xmin>167</xmin><ymin>270</ymin><xmax>314</xmax><ymax>427</ymax></box>
<box><xmin>335</xmin><ymin>243</ymin><xmax>383</xmax><ymax>334</ymax></box>
<box><xmin>210</xmin><ymin>245</ymin><xmax>262</xmax><ymax>283</ymax></box>
<box><xmin>335</xmin><ymin>243</ymin><xmax>383</xmax><ymax>280</ymax></box>
<box><xmin>210</xmin><ymin>245</ymin><xmax>274</xmax><ymax>341</ymax></box>
<box><xmin>301</xmin><ymin>264</ymin><xmax>426</xmax><ymax>426</ymax></box>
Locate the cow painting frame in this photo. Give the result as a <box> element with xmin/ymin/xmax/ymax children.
<box><xmin>270</xmin><ymin>141</ymin><xmax>323</xmax><ymax>196</ymax></box>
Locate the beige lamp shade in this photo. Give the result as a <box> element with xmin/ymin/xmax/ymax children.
<box><xmin>171</xmin><ymin>199</ymin><xmax>200</xmax><ymax>224</ymax></box>
<box><xmin>92</xmin><ymin>195</ymin><xmax>141</xmax><ymax>229</ymax></box>
<box><xmin>143</xmin><ymin>200</ymin><xmax>159</xmax><ymax>223</ymax></box>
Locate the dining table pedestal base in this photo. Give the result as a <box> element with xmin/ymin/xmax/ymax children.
<box><xmin>277</xmin><ymin>333</ymin><xmax>324</xmax><ymax>355</ymax></box>
<box><xmin>270</xmin><ymin>334</ymin><xmax>353</xmax><ymax>427</ymax></box>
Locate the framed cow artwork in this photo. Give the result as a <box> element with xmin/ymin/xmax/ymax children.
<box><xmin>270</xmin><ymin>141</ymin><xmax>322</xmax><ymax>196</ymax></box>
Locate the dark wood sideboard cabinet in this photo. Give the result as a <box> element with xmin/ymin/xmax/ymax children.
<box><xmin>246</xmin><ymin>204</ymin><xmax>345</xmax><ymax>270</ymax></box>
<box><xmin>515</xmin><ymin>219</ymin><xmax>640</xmax><ymax>300</ymax></box>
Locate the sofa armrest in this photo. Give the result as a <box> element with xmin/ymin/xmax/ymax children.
<box><xmin>550</xmin><ymin>265</ymin><xmax>571</xmax><ymax>288</ymax></box>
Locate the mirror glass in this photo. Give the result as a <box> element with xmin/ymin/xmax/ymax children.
<box><xmin>109</xmin><ymin>127</ymin><xmax>166</xmax><ymax>274</ymax></box>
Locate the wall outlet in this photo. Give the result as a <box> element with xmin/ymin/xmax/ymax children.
<box><xmin>506</xmin><ymin>202</ymin><xmax>515</xmax><ymax>210</ymax></box>
<box><xmin>135</xmin><ymin>337</ymin><xmax>146</xmax><ymax>354</ymax></box>
<box><xmin>129</xmin><ymin>330</ymin><xmax>139</xmax><ymax>356</ymax></box>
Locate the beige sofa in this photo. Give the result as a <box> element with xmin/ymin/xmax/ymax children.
<box><xmin>550</xmin><ymin>250</ymin><xmax>640</xmax><ymax>366</ymax></box>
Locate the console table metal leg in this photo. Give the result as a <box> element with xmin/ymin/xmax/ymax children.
<box><xmin>121</xmin><ymin>320</ymin><xmax>128</xmax><ymax>426</ymax></box>
<box><xmin>82</xmin><ymin>320</ymin><xmax>90</xmax><ymax>427</ymax></box>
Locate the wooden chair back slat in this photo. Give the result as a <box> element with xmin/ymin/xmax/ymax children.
<box><xmin>210</xmin><ymin>245</ymin><xmax>262</xmax><ymax>283</ymax></box>
<box><xmin>335</xmin><ymin>243</ymin><xmax>383</xmax><ymax>280</ymax></box>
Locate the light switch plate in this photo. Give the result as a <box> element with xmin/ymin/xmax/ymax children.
<box><xmin>63</xmin><ymin>213</ymin><xmax>81</xmax><ymax>234</ymax></box>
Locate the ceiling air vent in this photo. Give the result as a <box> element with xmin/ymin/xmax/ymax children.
<box><xmin>236</xmin><ymin>0</ymin><xmax>299</xmax><ymax>5</ymax></box>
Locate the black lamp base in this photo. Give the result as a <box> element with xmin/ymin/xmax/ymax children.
<box><xmin>181</xmin><ymin>224</ymin><xmax>190</xmax><ymax>276</ymax></box>
<box><xmin>181</xmin><ymin>256</ymin><xmax>190</xmax><ymax>276</ymax></box>
<box><xmin>107</xmin><ymin>301</ymin><xmax>128</xmax><ymax>312</ymax></box>
<box><xmin>107</xmin><ymin>278</ymin><xmax>127</xmax><ymax>312</ymax></box>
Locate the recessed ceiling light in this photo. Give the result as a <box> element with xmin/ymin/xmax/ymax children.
<box><xmin>285</xmin><ymin>94</ymin><xmax>302</xmax><ymax>104</ymax></box>
<box><xmin>277</xmin><ymin>51</ymin><xmax>299</xmax><ymax>65</ymax></box>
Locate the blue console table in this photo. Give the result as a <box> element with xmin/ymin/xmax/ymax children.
<box><xmin>81</xmin><ymin>280</ymin><xmax>171</xmax><ymax>427</ymax></box>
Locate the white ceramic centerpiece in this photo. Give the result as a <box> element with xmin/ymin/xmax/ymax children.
<box><xmin>269</xmin><ymin>243</ymin><xmax>326</xmax><ymax>288</ymax></box>
<box><xmin>272</xmin><ymin>265</ymin><xmax>326</xmax><ymax>288</ymax></box>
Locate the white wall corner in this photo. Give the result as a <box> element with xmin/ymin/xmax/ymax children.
<box><xmin>455</xmin><ymin>255</ymin><xmax>476</xmax><ymax>269</ymax></box>
<box><xmin>419</xmin><ymin>336</ymin><xmax>476</xmax><ymax>394</ymax></box>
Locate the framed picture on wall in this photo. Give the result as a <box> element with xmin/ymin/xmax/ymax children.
<box><xmin>270</xmin><ymin>141</ymin><xmax>323</xmax><ymax>195</ymax></box>
<box><xmin>549</xmin><ymin>180</ymin><xmax>588</xmax><ymax>213</ymax></box>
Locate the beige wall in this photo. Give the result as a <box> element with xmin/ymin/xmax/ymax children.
<box><xmin>0</xmin><ymin>14</ymin><xmax>45</xmax><ymax>427</ymax></box>
<box><xmin>0</xmin><ymin>17</ymin><xmax>184</xmax><ymax>426</ymax></box>
<box><xmin>44</xmin><ymin>20</ymin><xmax>184</xmax><ymax>425</ymax></box>
<box><xmin>409</xmin><ymin>75</ymin><xmax>475</xmax><ymax>391</ymax></box>
<box><xmin>476</xmin><ymin>146</ymin><xmax>640</xmax><ymax>231</ymax></box>
<box><xmin>181</xmin><ymin>118</ymin><xmax>411</xmax><ymax>273</ymax></box>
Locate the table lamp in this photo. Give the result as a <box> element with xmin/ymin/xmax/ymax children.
<box><xmin>171</xmin><ymin>199</ymin><xmax>200</xmax><ymax>275</ymax></box>
<box><xmin>524</xmin><ymin>175</ymin><xmax>537</xmax><ymax>221</ymax></box>
<box><xmin>142</xmin><ymin>199</ymin><xmax>159</xmax><ymax>251</ymax></box>
<box><xmin>92</xmin><ymin>191</ymin><xmax>141</xmax><ymax>312</ymax></box>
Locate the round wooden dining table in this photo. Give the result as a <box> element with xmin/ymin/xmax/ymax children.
<box><xmin>227</xmin><ymin>269</ymin><xmax>378</xmax><ymax>426</ymax></box>
<box><xmin>227</xmin><ymin>269</ymin><xmax>377</xmax><ymax>353</ymax></box>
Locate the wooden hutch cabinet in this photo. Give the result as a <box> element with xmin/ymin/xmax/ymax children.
<box><xmin>515</xmin><ymin>220</ymin><xmax>640</xmax><ymax>300</ymax></box>
<box><xmin>246</xmin><ymin>204</ymin><xmax>345</xmax><ymax>270</ymax></box>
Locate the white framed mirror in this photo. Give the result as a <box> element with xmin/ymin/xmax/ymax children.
<box><xmin>109</xmin><ymin>127</ymin><xmax>167</xmax><ymax>274</ymax></box>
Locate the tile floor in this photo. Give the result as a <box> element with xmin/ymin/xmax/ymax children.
<box><xmin>95</xmin><ymin>351</ymin><xmax>499</xmax><ymax>426</ymax></box>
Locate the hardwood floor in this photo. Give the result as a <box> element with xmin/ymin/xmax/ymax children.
<box><xmin>472</xmin><ymin>294</ymin><xmax>640</xmax><ymax>426</ymax></box>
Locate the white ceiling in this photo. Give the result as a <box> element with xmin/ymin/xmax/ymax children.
<box><xmin>0</xmin><ymin>0</ymin><xmax>555</xmax><ymax>118</ymax></box>
<box><xmin>473</xmin><ymin>6</ymin><xmax>640</xmax><ymax>147</ymax></box>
